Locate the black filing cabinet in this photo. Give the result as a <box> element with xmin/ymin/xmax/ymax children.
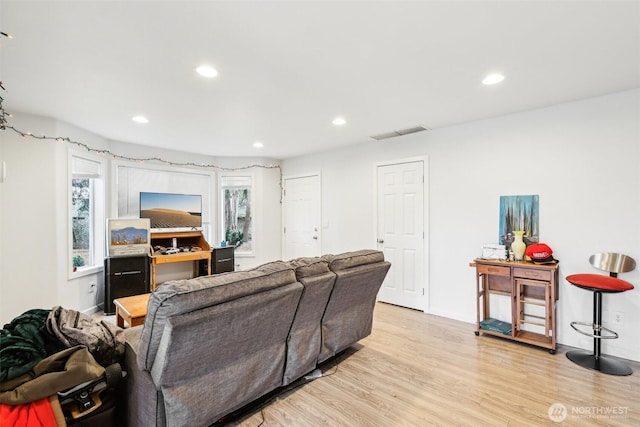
<box><xmin>212</xmin><ymin>247</ymin><xmax>235</xmax><ymax>274</ymax></box>
<box><xmin>104</xmin><ymin>256</ymin><xmax>150</xmax><ymax>314</ymax></box>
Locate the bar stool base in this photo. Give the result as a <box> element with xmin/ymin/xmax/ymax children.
<box><xmin>566</xmin><ymin>350</ymin><xmax>632</xmax><ymax>376</ymax></box>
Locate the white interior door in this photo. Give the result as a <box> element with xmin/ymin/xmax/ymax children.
<box><xmin>376</xmin><ymin>160</ymin><xmax>426</xmax><ymax>311</ymax></box>
<box><xmin>283</xmin><ymin>174</ymin><xmax>321</xmax><ymax>260</ymax></box>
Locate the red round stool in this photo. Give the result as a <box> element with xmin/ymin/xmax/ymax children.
<box><xmin>566</xmin><ymin>252</ymin><xmax>635</xmax><ymax>376</ymax></box>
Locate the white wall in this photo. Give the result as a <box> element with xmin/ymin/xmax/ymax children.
<box><xmin>0</xmin><ymin>113</ymin><xmax>282</xmax><ymax>322</ymax></box>
<box><xmin>282</xmin><ymin>89</ymin><xmax>640</xmax><ymax>362</ymax></box>
<box><xmin>1</xmin><ymin>114</ymin><xmax>61</xmax><ymax>322</ymax></box>
<box><xmin>2</xmin><ymin>90</ymin><xmax>638</xmax><ymax>362</ymax></box>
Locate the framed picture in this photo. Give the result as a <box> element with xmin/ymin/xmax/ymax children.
<box><xmin>107</xmin><ymin>218</ymin><xmax>150</xmax><ymax>257</ymax></box>
<box><xmin>499</xmin><ymin>195</ymin><xmax>539</xmax><ymax>248</ymax></box>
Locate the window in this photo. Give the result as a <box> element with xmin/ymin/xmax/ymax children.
<box><xmin>114</xmin><ymin>163</ymin><xmax>213</xmax><ymax>242</ymax></box>
<box><xmin>70</xmin><ymin>153</ymin><xmax>105</xmax><ymax>277</ymax></box>
<box><xmin>221</xmin><ymin>175</ymin><xmax>253</xmax><ymax>254</ymax></box>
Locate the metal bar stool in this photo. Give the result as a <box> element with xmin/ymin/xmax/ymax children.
<box><xmin>566</xmin><ymin>252</ymin><xmax>635</xmax><ymax>376</ymax></box>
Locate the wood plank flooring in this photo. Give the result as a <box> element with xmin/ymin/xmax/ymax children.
<box><xmin>229</xmin><ymin>302</ymin><xmax>640</xmax><ymax>427</ymax></box>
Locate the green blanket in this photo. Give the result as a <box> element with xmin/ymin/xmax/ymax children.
<box><xmin>0</xmin><ymin>309</ymin><xmax>65</xmax><ymax>383</ymax></box>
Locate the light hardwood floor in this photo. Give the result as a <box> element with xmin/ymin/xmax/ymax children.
<box><xmin>229</xmin><ymin>302</ymin><xmax>640</xmax><ymax>427</ymax></box>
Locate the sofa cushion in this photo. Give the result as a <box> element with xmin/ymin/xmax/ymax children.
<box><xmin>137</xmin><ymin>261</ymin><xmax>296</xmax><ymax>371</ymax></box>
<box><xmin>322</xmin><ymin>249</ymin><xmax>385</xmax><ymax>272</ymax></box>
<box><xmin>288</xmin><ymin>257</ymin><xmax>330</xmax><ymax>280</ymax></box>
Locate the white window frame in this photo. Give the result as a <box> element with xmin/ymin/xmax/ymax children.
<box><xmin>69</xmin><ymin>150</ymin><xmax>106</xmax><ymax>279</ymax></box>
<box><xmin>220</xmin><ymin>173</ymin><xmax>254</xmax><ymax>256</ymax></box>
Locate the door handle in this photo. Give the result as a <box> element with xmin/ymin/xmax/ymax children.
<box><xmin>313</xmin><ymin>236</ymin><xmax>318</xmax><ymax>240</ymax></box>
<box><xmin>377</xmin><ymin>239</ymin><xmax>384</xmax><ymax>244</ymax></box>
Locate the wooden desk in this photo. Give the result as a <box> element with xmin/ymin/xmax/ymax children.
<box><xmin>150</xmin><ymin>231</ymin><xmax>211</xmax><ymax>290</ymax></box>
<box><xmin>114</xmin><ymin>293</ymin><xmax>151</xmax><ymax>328</ymax></box>
<box><xmin>472</xmin><ymin>258</ymin><xmax>559</xmax><ymax>353</ymax></box>
<box><xmin>151</xmin><ymin>251</ymin><xmax>211</xmax><ymax>290</ymax></box>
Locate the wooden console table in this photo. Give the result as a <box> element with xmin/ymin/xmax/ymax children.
<box><xmin>150</xmin><ymin>231</ymin><xmax>211</xmax><ymax>290</ymax></box>
<box><xmin>472</xmin><ymin>258</ymin><xmax>559</xmax><ymax>353</ymax></box>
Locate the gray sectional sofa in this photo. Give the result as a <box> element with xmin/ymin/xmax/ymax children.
<box><xmin>123</xmin><ymin>250</ymin><xmax>391</xmax><ymax>427</ymax></box>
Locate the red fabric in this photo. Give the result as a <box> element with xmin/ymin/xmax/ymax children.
<box><xmin>0</xmin><ymin>398</ymin><xmax>58</xmax><ymax>427</ymax></box>
<box><xmin>567</xmin><ymin>273</ymin><xmax>634</xmax><ymax>292</ymax></box>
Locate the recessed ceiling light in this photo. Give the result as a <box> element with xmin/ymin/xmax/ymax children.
<box><xmin>482</xmin><ymin>73</ymin><xmax>505</xmax><ymax>85</ymax></box>
<box><xmin>196</xmin><ymin>65</ymin><xmax>218</xmax><ymax>78</ymax></box>
<box><xmin>253</xmin><ymin>141</ymin><xmax>264</xmax><ymax>148</ymax></box>
<box><xmin>131</xmin><ymin>115</ymin><xmax>149</xmax><ymax>123</ymax></box>
<box><xmin>332</xmin><ymin>117</ymin><xmax>346</xmax><ymax>126</ymax></box>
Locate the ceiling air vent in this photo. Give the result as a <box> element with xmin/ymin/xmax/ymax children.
<box><xmin>370</xmin><ymin>125</ymin><xmax>429</xmax><ymax>141</ymax></box>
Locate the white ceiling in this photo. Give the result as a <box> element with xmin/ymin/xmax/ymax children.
<box><xmin>2</xmin><ymin>1</ymin><xmax>639</xmax><ymax>159</ymax></box>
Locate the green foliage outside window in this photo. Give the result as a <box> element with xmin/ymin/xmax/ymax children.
<box><xmin>72</xmin><ymin>178</ymin><xmax>91</xmax><ymax>267</ymax></box>
<box><xmin>223</xmin><ymin>187</ymin><xmax>252</xmax><ymax>251</ymax></box>
<box><xmin>225</xmin><ymin>229</ymin><xmax>244</xmax><ymax>247</ymax></box>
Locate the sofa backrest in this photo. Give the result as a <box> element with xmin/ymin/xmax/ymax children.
<box><xmin>137</xmin><ymin>261</ymin><xmax>297</xmax><ymax>372</ymax></box>
<box><xmin>282</xmin><ymin>257</ymin><xmax>336</xmax><ymax>385</ymax></box>
<box><xmin>318</xmin><ymin>249</ymin><xmax>391</xmax><ymax>363</ymax></box>
<box><xmin>323</xmin><ymin>249</ymin><xmax>386</xmax><ymax>272</ymax></box>
<box><xmin>150</xmin><ymin>281</ymin><xmax>303</xmax><ymax>427</ymax></box>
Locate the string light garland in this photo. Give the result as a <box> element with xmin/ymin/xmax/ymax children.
<box><xmin>2</xmin><ymin>123</ymin><xmax>281</xmax><ymax>172</ymax></box>
<box><xmin>0</xmin><ymin>26</ymin><xmax>7</xmax><ymax>129</ymax></box>
<box><xmin>0</xmin><ymin>29</ymin><xmax>280</xmax><ymax>174</ymax></box>
<box><xmin>0</xmin><ymin>88</ymin><xmax>7</xmax><ymax>132</ymax></box>
<box><xmin>0</xmin><ymin>33</ymin><xmax>10</xmax><ymax>130</ymax></box>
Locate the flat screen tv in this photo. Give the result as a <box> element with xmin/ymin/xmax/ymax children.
<box><xmin>139</xmin><ymin>192</ymin><xmax>202</xmax><ymax>230</ymax></box>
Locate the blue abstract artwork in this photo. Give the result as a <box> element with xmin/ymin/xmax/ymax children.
<box><xmin>499</xmin><ymin>195</ymin><xmax>539</xmax><ymax>247</ymax></box>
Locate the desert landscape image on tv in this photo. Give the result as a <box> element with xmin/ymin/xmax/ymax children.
<box><xmin>140</xmin><ymin>192</ymin><xmax>202</xmax><ymax>229</ymax></box>
<box><xmin>140</xmin><ymin>208</ymin><xmax>202</xmax><ymax>228</ymax></box>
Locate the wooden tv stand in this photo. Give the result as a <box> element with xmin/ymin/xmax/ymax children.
<box><xmin>150</xmin><ymin>231</ymin><xmax>211</xmax><ymax>290</ymax></box>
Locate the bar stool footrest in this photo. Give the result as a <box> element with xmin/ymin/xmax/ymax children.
<box><xmin>570</xmin><ymin>321</ymin><xmax>618</xmax><ymax>339</ymax></box>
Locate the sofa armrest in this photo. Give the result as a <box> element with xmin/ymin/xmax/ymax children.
<box><xmin>123</xmin><ymin>326</ymin><xmax>165</xmax><ymax>427</ymax></box>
